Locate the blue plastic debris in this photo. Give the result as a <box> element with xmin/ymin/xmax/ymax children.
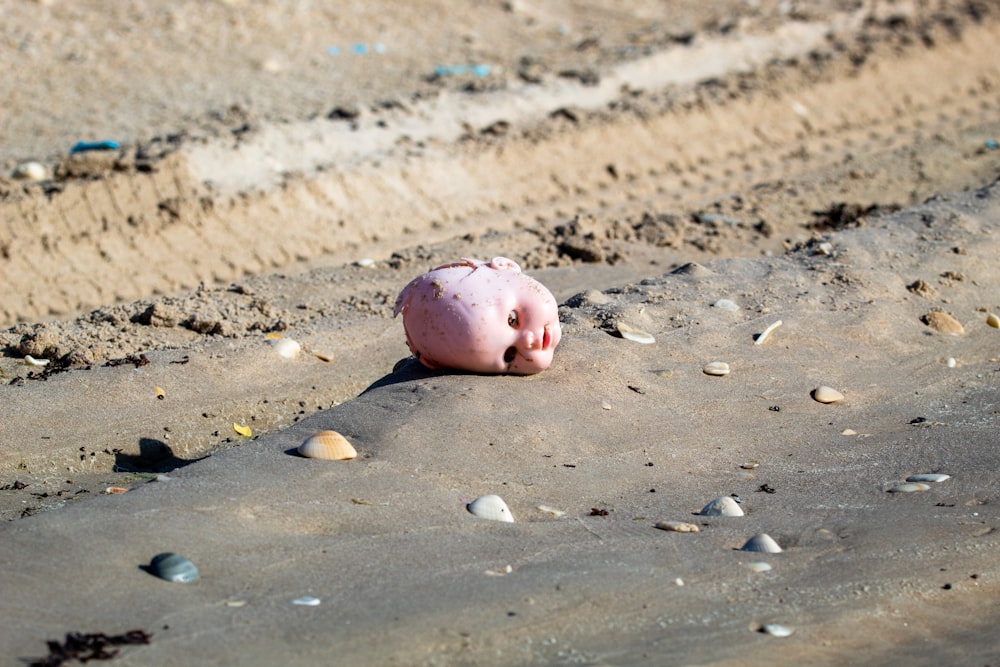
<box><xmin>434</xmin><ymin>64</ymin><xmax>491</xmax><ymax>78</ymax></box>
<box><xmin>986</xmin><ymin>139</ymin><xmax>998</xmax><ymax>150</ymax></box>
<box><xmin>327</xmin><ymin>42</ymin><xmax>386</xmax><ymax>56</ymax></box>
<box><xmin>70</xmin><ymin>140</ymin><xmax>119</xmax><ymax>154</ymax></box>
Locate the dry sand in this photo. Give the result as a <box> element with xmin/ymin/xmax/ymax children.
<box><xmin>2</xmin><ymin>1</ymin><xmax>1000</xmax><ymax>665</ymax></box>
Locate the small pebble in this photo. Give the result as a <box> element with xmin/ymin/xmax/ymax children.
<box><xmin>148</xmin><ymin>552</ymin><xmax>200</xmax><ymax>583</ymax></box>
<box><xmin>987</xmin><ymin>312</ymin><xmax>1000</xmax><ymax>329</ymax></box>
<box><xmin>946</xmin><ymin>357</ymin><xmax>957</xmax><ymax>368</ymax></box>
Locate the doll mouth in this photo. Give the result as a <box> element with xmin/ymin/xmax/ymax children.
<box><xmin>542</xmin><ymin>327</ymin><xmax>553</xmax><ymax>350</ymax></box>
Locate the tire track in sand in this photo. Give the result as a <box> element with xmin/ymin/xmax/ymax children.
<box><xmin>1</xmin><ymin>9</ymin><xmax>999</xmax><ymax>326</ymax></box>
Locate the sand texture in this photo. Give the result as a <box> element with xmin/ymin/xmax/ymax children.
<box><xmin>2</xmin><ymin>1</ymin><xmax>999</xmax><ymax>665</ymax></box>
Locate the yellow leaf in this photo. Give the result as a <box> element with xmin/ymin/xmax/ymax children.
<box><xmin>233</xmin><ymin>423</ymin><xmax>252</xmax><ymax>437</ymax></box>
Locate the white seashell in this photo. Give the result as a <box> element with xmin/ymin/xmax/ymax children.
<box><xmin>12</xmin><ymin>161</ymin><xmax>48</xmax><ymax>181</ymax></box>
<box><xmin>616</xmin><ymin>322</ymin><xmax>655</xmax><ymax>344</ymax></box>
<box><xmin>887</xmin><ymin>482</ymin><xmax>930</xmax><ymax>493</ymax></box>
<box><xmin>841</xmin><ymin>428</ymin><xmax>857</xmax><ymax>436</ymax></box>
<box><xmin>745</xmin><ymin>561</ymin><xmax>773</xmax><ymax>573</ymax></box>
<box><xmin>703</xmin><ymin>361</ymin><xmax>730</xmax><ymax>376</ymax></box>
<box><xmin>946</xmin><ymin>357</ymin><xmax>957</xmax><ymax>368</ymax></box>
<box><xmin>699</xmin><ymin>496</ymin><xmax>744</xmax><ymax>517</ymax></box>
<box><xmin>987</xmin><ymin>312</ymin><xmax>1000</xmax><ymax>329</ymax></box>
<box><xmin>754</xmin><ymin>320</ymin><xmax>783</xmax><ymax>345</ymax></box>
<box><xmin>291</xmin><ymin>596</ymin><xmax>321</xmax><ymax>606</ymax></box>
<box><xmin>761</xmin><ymin>623</ymin><xmax>793</xmax><ymax>637</ymax></box>
<box><xmin>297</xmin><ymin>430</ymin><xmax>357</xmax><ymax>460</ymax></box>
<box><xmin>740</xmin><ymin>533</ymin><xmax>782</xmax><ymax>553</ymax></box>
<box><xmin>270</xmin><ymin>337</ymin><xmax>302</xmax><ymax>358</ymax></box>
<box><xmin>355</xmin><ymin>258</ymin><xmax>375</xmax><ymax>268</ymax></box>
<box><xmin>23</xmin><ymin>355</ymin><xmax>50</xmax><ymax>366</ymax></box>
<box><xmin>812</xmin><ymin>386</ymin><xmax>844</xmax><ymax>403</ymax></box>
<box><xmin>467</xmin><ymin>494</ymin><xmax>515</xmax><ymax>522</ymax></box>
<box><xmin>906</xmin><ymin>473</ymin><xmax>950</xmax><ymax>483</ymax></box>
<box><xmin>537</xmin><ymin>504</ymin><xmax>566</xmax><ymax>517</ymax></box>
<box><xmin>713</xmin><ymin>299</ymin><xmax>739</xmax><ymax>312</ymax></box>
<box><xmin>655</xmin><ymin>521</ymin><xmax>700</xmax><ymax>533</ymax></box>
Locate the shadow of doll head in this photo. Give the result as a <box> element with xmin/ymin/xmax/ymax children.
<box><xmin>393</xmin><ymin>257</ymin><xmax>562</xmax><ymax>374</ymax></box>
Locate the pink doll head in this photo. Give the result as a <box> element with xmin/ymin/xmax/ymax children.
<box><xmin>393</xmin><ymin>257</ymin><xmax>562</xmax><ymax>374</ymax></box>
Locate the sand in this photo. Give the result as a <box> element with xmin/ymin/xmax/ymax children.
<box><xmin>2</xmin><ymin>1</ymin><xmax>999</xmax><ymax>665</ymax></box>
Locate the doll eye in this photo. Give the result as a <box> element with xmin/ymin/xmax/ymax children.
<box><xmin>503</xmin><ymin>346</ymin><xmax>517</xmax><ymax>363</ymax></box>
<box><xmin>507</xmin><ymin>310</ymin><xmax>519</xmax><ymax>328</ymax></box>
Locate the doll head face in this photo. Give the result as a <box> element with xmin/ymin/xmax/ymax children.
<box><xmin>393</xmin><ymin>258</ymin><xmax>562</xmax><ymax>374</ymax></box>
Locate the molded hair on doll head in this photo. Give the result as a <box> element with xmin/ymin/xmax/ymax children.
<box><xmin>393</xmin><ymin>257</ymin><xmax>562</xmax><ymax>374</ymax></box>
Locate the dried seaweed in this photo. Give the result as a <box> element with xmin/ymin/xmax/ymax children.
<box><xmin>29</xmin><ymin>630</ymin><xmax>151</xmax><ymax>666</ymax></box>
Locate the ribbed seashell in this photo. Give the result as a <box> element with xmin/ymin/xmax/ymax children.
<box><xmin>699</xmin><ymin>496</ymin><xmax>744</xmax><ymax>517</ymax></box>
<box><xmin>616</xmin><ymin>322</ymin><xmax>655</xmax><ymax>344</ymax></box>
<box><xmin>740</xmin><ymin>533</ymin><xmax>782</xmax><ymax>553</ymax></box>
<box><xmin>703</xmin><ymin>361</ymin><xmax>730</xmax><ymax>376</ymax></box>
<box><xmin>888</xmin><ymin>482</ymin><xmax>930</xmax><ymax>493</ymax></box>
<box><xmin>906</xmin><ymin>473</ymin><xmax>950</xmax><ymax>483</ymax></box>
<box><xmin>467</xmin><ymin>494</ymin><xmax>515</xmax><ymax>522</ymax></box>
<box><xmin>655</xmin><ymin>520</ymin><xmax>700</xmax><ymax>533</ymax></box>
<box><xmin>149</xmin><ymin>552</ymin><xmax>200</xmax><ymax>583</ymax></box>
<box><xmin>297</xmin><ymin>430</ymin><xmax>357</xmax><ymax>460</ymax></box>
<box><xmin>811</xmin><ymin>386</ymin><xmax>844</xmax><ymax>403</ymax></box>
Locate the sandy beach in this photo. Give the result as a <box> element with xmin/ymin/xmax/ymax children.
<box><xmin>2</xmin><ymin>1</ymin><xmax>999</xmax><ymax>665</ymax></box>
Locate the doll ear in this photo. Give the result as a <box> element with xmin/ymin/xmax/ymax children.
<box><xmin>489</xmin><ymin>257</ymin><xmax>522</xmax><ymax>273</ymax></box>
